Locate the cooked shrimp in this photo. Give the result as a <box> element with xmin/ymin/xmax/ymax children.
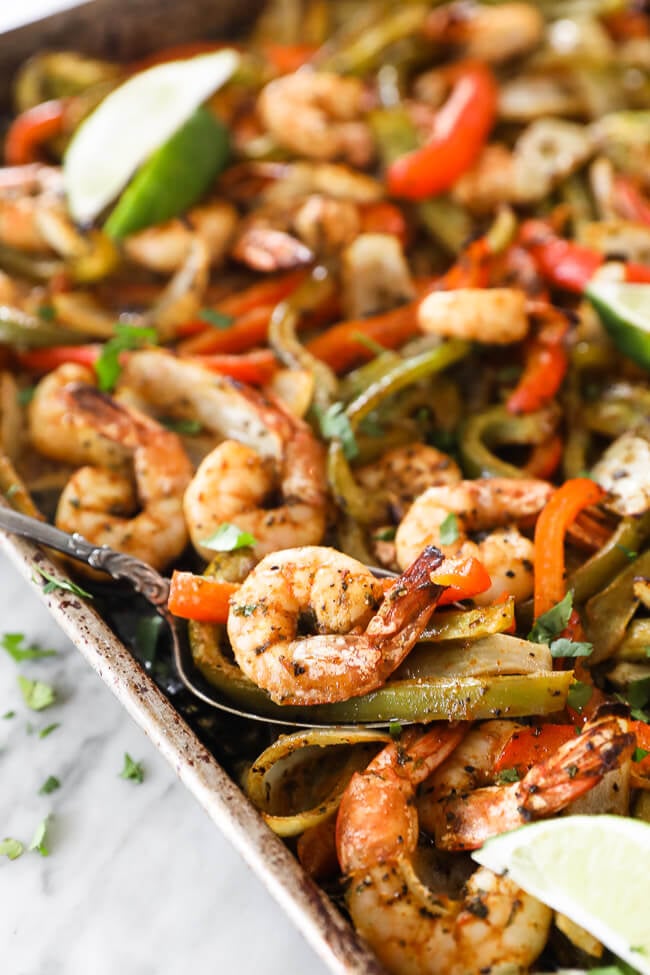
<box><xmin>424</xmin><ymin>2</ymin><xmax>545</xmax><ymax>65</ymax></box>
<box><xmin>123</xmin><ymin>201</ymin><xmax>238</xmax><ymax>273</ymax></box>
<box><xmin>258</xmin><ymin>71</ymin><xmax>374</xmax><ymax>167</ymax></box>
<box><xmin>183</xmin><ymin>410</ymin><xmax>327</xmax><ymax>560</ymax></box>
<box><xmin>423</xmin><ymin>711</ymin><xmax>635</xmax><ymax>851</ymax></box>
<box><xmin>28</xmin><ymin>364</ymin><xmax>131</xmax><ymax>469</ymax></box>
<box><xmin>55</xmin><ymin>385</ymin><xmax>193</xmax><ymax>570</ymax></box>
<box><xmin>418</xmin><ymin>288</ymin><xmax>529</xmax><ymax>344</ymax></box>
<box><xmin>0</xmin><ymin>164</ymin><xmax>67</xmax><ymax>253</ymax></box>
<box><xmin>356</xmin><ymin>444</ymin><xmax>462</xmax><ymax>521</ymax></box>
<box><xmin>227</xmin><ymin>545</ymin><xmax>445</xmax><ymax>705</ymax></box>
<box><xmin>337</xmin><ymin>725</ymin><xmax>551</xmax><ymax>975</ymax></box>
<box><xmin>395</xmin><ymin>478</ymin><xmax>553</xmax><ymax>604</ymax></box>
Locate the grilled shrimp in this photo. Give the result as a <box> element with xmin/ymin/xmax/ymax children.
<box><xmin>422</xmin><ymin>712</ymin><xmax>635</xmax><ymax>851</ymax></box>
<box><xmin>258</xmin><ymin>71</ymin><xmax>374</xmax><ymax>167</ymax></box>
<box><xmin>55</xmin><ymin>385</ymin><xmax>193</xmax><ymax>571</ymax></box>
<box><xmin>227</xmin><ymin>545</ymin><xmax>445</xmax><ymax>705</ymax></box>
<box><xmin>356</xmin><ymin>444</ymin><xmax>462</xmax><ymax>522</ymax></box>
<box><xmin>123</xmin><ymin>201</ymin><xmax>238</xmax><ymax>273</ymax></box>
<box><xmin>418</xmin><ymin>288</ymin><xmax>529</xmax><ymax>344</ymax></box>
<box><xmin>336</xmin><ymin>725</ymin><xmax>551</xmax><ymax>975</ymax></box>
<box><xmin>395</xmin><ymin>478</ymin><xmax>553</xmax><ymax>604</ymax></box>
<box><xmin>183</xmin><ymin>409</ymin><xmax>327</xmax><ymax>560</ymax></box>
<box><xmin>28</xmin><ymin>364</ymin><xmax>131</xmax><ymax>469</ymax></box>
<box><xmin>0</xmin><ymin>164</ymin><xmax>67</xmax><ymax>252</ymax></box>
<box><xmin>423</xmin><ymin>2</ymin><xmax>544</xmax><ymax>65</ymax></box>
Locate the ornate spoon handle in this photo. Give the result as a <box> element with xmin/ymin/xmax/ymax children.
<box><xmin>0</xmin><ymin>506</ymin><xmax>170</xmax><ymax>608</ymax></box>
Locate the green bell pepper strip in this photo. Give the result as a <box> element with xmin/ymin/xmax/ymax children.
<box><xmin>585</xmin><ymin>549</ymin><xmax>650</xmax><ymax>664</ymax></box>
<box><xmin>420</xmin><ymin>599</ymin><xmax>515</xmax><ymax>643</ymax></box>
<box><xmin>614</xmin><ymin>619</ymin><xmax>650</xmax><ymax>662</ymax></box>
<box><xmin>245</xmin><ymin>728</ymin><xmax>389</xmax><ymax>836</ymax></box>
<box><xmin>582</xmin><ymin>385</ymin><xmax>650</xmax><ymax>438</ymax></box>
<box><xmin>328</xmin><ymin>340</ymin><xmax>469</xmax><ymax>523</ymax></box>
<box><xmin>268</xmin><ymin>265</ymin><xmax>339</xmax><ymax>412</ymax></box>
<box><xmin>459</xmin><ymin>404</ymin><xmax>559</xmax><ymax>479</ymax></box>
<box><xmin>317</xmin><ymin>5</ymin><xmax>429</xmax><ymax>76</ymax></box>
<box><xmin>0</xmin><ymin>305</ymin><xmax>87</xmax><ymax>348</ymax></box>
<box><xmin>570</xmin><ymin>511</ymin><xmax>650</xmax><ymax>604</ymax></box>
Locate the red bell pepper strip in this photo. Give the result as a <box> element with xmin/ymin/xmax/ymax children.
<box><xmin>524</xmin><ymin>434</ymin><xmax>564</xmax><ymax>480</ymax></box>
<box><xmin>494</xmin><ymin>723</ymin><xmax>578</xmax><ymax>776</ymax></box>
<box><xmin>507</xmin><ymin>342</ymin><xmax>568</xmax><ymax>415</ymax></box>
<box><xmin>168</xmin><ymin>571</ymin><xmax>239</xmax><ymax>623</ymax></box>
<box><xmin>430</xmin><ymin>556</ymin><xmax>492</xmax><ymax>606</ymax></box>
<box><xmin>4</xmin><ymin>100</ymin><xmax>66</xmax><ymax>166</ymax></box>
<box><xmin>612</xmin><ymin>176</ymin><xmax>650</xmax><ymax>226</ymax></box>
<box><xmin>520</xmin><ymin>220</ymin><xmax>650</xmax><ymax>293</ymax></box>
<box><xmin>263</xmin><ymin>43</ymin><xmax>318</xmax><ymax>74</ymax></box>
<box><xmin>186</xmin><ymin>349</ymin><xmax>278</xmax><ymax>385</ymax></box>
<box><xmin>177</xmin><ymin>305</ymin><xmax>274</xmax><ymax>352</ymax></box>
<box><xmin>306</xmin><ymin>301</ymin><xmax>421</xmax><ymax>373</ymax></box>
<box><xmin>17</xmin><ymin>344</ymin><xmax>102</xmax><ymax>373</ymax></box>
<box><xmin>533</xmin><ymin>478</ymin><xmax>605</xmax><ymax>621</ymax></box>
<box><xmin>386</xmin><ymin>61</ymin><xmax>497</xmax><ymax>201</ymax></box>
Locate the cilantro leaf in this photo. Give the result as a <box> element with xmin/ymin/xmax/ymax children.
<box><xmin>0</xmin><ymin>838</ymin><xmax>23</xmax><ymax>861</ymax></box>
<box><xmin>135</xmin><ymin>615</ymin><xmax>164</xmax><ymax>670</ymax></box>
<box><xmin>549</xmin><ymin>638</ymin><xmax>593</xmax><ymax>659</ymax></box>
<box><xmin>616</xmin><ymin>544</ymin><xmax>638</xmax><ymax>560</ymax></box>
<box><xmin>1</xmin><ymin>632</ymin><xmax>56</xmax><ymax>663</ymax></box>
<box><xmin>39</xmin><ymin>775</ymin><xmax>60</xmax><ymax>795</ymax></box>
<box><xmin>567</xmin><ymin>680</ymin><xmax>593</xmax><ymax>712</ymax></box>
<box><xmin>29</xmin><ymin>816</ymin><xmax>51</xmax><ymax>856</ymax></box>
<box><xmin>314</xmin><ymin>402</ymin><xmax>358</xmax><ymax>461</ymax></box>
<box><xmin>528</xmin><ymin>591</ymin><xmax>573</xmax><ymax>644</ymax></box>
<box><xmin>94</xmin><ymin>323</ymin><xmax>158</xmax><ymax>392</ymax></box>
<box><xmin>32</xmin><ymin>567</ymin><xmax>93</xmax><ymax>599</ymax></box>
<box><xmin>628</xmin><ymin>677</ymin><xmax>650</xmax><ymax>711</ymax></box>
<box><xmin>200</xmin><ymin>523</ymin><xmax>257</xmax><ymax>553</ymax></box>
<box><xmin>18</xmin><ymin>676</ymin><xmax>56</xmax><ymax>711</ymax></box>
<box><xmin>633</xmin><ymin>747</ymin><xmax>649</xmax><ymax>763</ymax></box>
<box><xmin>374</xmin><ymin>526</ymin><xmax>396</xmax><ymax>542</ymax></box>
<box><xmin>198</xmin><ymin>308</ymin><xmax>234</xmax><ymax>330</ymax></box>
<box><xmin>389</xmin><ymin>720</ymin><xmax>402</xmax><ymax>740</ymax></box>
<box><xmin>120</xmin><ymin>753</ymin><xmax>144</xmax><ymax>783</ymax></box>
<box><xmin>38</xmin><ymin>722</ymin><xmax>60</xmax><ymax>740</ymax></box>
<box><xmin>37</xmin><ymin>304</ymin><xmax>56</xmax><ymax>321</ymax></box>
<box><xmin>232</xmin><ymin>603</ymin><xmax>257</xmax><ymax>617</ymax></box>
<box><xmin>439</xmin><ymin>513</ymin><xmax>459</xmax><ymax>546</ymax></box>
<box><xmin>496</xmin><ymin>767</ymin><xmax>520</xmax><ymax>784</ymax></box>
<box><xmin>2</xmin><ymin>711</ymin><xmax>15</xmax><ymax>720</ymax></box>
<box><xmin>160</xmin><ymin>417</ymin><xmax>203</xmax><ymax>435</ymax></box>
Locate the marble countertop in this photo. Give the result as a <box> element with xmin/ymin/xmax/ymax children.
<box><xmin>0</xmin><ymin>551</ymin><xmax>331</xmax><ymax>975</ymax></box>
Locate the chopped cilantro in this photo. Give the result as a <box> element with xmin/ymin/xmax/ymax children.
<box><xmin>39</xmin><ymin>775</ymin><xmax>60</xmax><ymax>795</ymax></box>
<box><xmin>627</xmin><ymin>677</ymin><xmax>650</xmax><ymax>711</ymax></box>
<box><xmin>0</xmin><ymin>838</ymin><xmax>23</xmax><ymax>861</ymax></box>
<box><xmin>160</xmin><ymin>417</ymin><xmax>203</xmax><ymax>435</ymax></box>
<box><xmin>135</xmin><ymin>616</ymin><xmax>164</xmax><ymax>670</ymax></box>
<box><xmin>389</xmin><ymin>720</ymin><xmax>402</xmax><ymax>740</ymax></box>
<box><xmin>16</xmin><ymin>386</ymin><xmax>35</xmax><ymax>406</ymax></box>
<box><xmin>2</xmin><ymin>711</ymin><xmax>15</xmax><ymax>720</ymax></box>
<box><xmin>567</xmin><ymin>680</ymin><xmax>593</xmax><ymax>712</ymax></box>
<box><xmin>200</xmin><ymin>523</ymin><xmax>257</xmax><ymax>553</ymax></box>
<box><xmin>37</xmin><ymin>304</ymin><xmax>56</xmax><ymax>321</ymax></box>
<box><xmin>528</xmin><ymin>591</ymin><xmax>573</xmax><ymax>644</ymax></box>
<box><xmin>38</xmin><ymin>722</ymin><xmax>60</xmax><ymax>740</ymax></box>
<box><xmin>616</xmin><ymin>544</ymin><xmax>638</xmax><ymax>560</ymax></box>
<box><xmin>120</xmin><ymin>753</ymin><xmax>144</xmax><ymax>783</ymax></box>
<box><xmin>233</xmin><ymin>604</ymin><xmax>257</xmax><ymax>617</ymax></box>
<box><xmin>94</xmin><ymin>323</ymin><xmax>158</xmax><ymax>392</ymax></box>
<box><xmin>29</xmin><ymin>816</ymin><xmax>51</xmax><ymax>856</ymax></box>
<box><xmin>496</xmin><ymin>767</ymin><xmax>520</xmax><ymax>784</ymax></box>
<box><xmin>439</xmin><ymin>513</ymin><xmax>459</xmax><ymax>546</ymax></box>
<box><xmin>18</xmin><ymin>676</ymin><xmax>55</xmax><ymax>712</ymax></box>
<box><xmin>314</xmin><ymin>402</ymin><xmax>358</xmax><ymax>461</ymax></box>
<box><xmin>1</xmin><ymin>632</ymin><xmax>56</xmax><ymax>663</ymax></box>
<box><xmin>32</xmin><ymin>567</ymin><xmax>93</xmax><ymax>599</ymax></box>
<box><xmin>549</xmin><ymin>638</ymin><xmax>593</xmax><ymax>659</ymax></box>
<box><xmin>198</xmin><ymin>308</ymin><xmax>234</xmax><ymax>330</ymax></box>
<box><xmin>374</xmin><ymin>527</ymin><xmax>397</xmax><ymax>542</ymax></box>
<box><xmin>633</xmin><ymin>747</ymin><xmax>649</xmax><ymax>763</ymax></box>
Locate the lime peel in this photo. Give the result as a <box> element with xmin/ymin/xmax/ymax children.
<box><xmin>473</xmin><ymin>815</ymin><xmax>650</xmax><ymax>975</ymax></box>
<box><xmin>64</xmin><ymin>49</ymin><xmax>239</xmax><ymax>224</ymax></box>
<box><xmin>586</xmin><ymin>281</ymin><xmax>650</xmax><ymax>370</ymax></box>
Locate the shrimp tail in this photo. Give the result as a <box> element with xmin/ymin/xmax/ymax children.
<box><xmin>369</xmin><ymin>545</ymin><xmax>444</xmax><ymax>640</ymax></box>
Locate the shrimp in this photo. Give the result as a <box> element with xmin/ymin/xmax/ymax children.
<box><xmin>417</xmin><ymin>288</ymin><xmax>529</xmax><ymax>345</ymax></box>
<box><xmin>28</xmin><ymin>364</ymin><xmax>131</xmax><ymax>469</ymax></box>
<box><xmin>395</xmin><ymin>478</ymin><xmax>553</xmax><ymax>604</ymax></box>
<box><xmin>258</xmin><ymin>71</ymin><xmax>374</xmax><ymax>167</ymax></box>
<box><xmin>337</xmin><ymin>724</ymin><xmax>552</xmax><ymax>975</ymax></box>
<box><xmin>423</xmin><ymin>2</ymin><xmax>544</xmax><ymax>65</ymax></box>
<box><xmin>123</xmin><ymin>201</ymin><xmax>238</xmax><ymax>273</ymax></box>
<box><xmin>227</xmin><ymin>545</ymin><xmax>445</xmax><ymax>705</ymax></box>
<box><xmin>55</xmin><ymin>384</ymin><xmax>193</xmax><ymax>571</ymax></box>
<box><xmin>356</xmin><ymin>444</ymin><xmax>462</xmax><ymax>521</ymax></box>
<box><xmin>183</xmin><ymin>410</ymin><xmax>328</xmax><ymax>560</ymax></box>
<box><xmin>0</xmin><ymin>164</ymin><xmax>66</xmax><ymax>252</ymax></box>
<box><xmin>422</xmin><ymin>711</ymin><xmax>635</xmax><ymax>851</ymax></box>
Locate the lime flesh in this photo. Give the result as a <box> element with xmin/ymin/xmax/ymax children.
<box><xmin>473</xmin><ymin>815</ymin><xmax>650</xmax><ymax>974</ymax></box>
<box><xmin>586</xmin><ymin>281</ymin><xmax>650</xmax><ymax>370</ymax></box>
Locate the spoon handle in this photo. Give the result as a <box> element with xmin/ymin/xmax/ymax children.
<box><xmin>0</xmin><ymin>505</ymin><xmax>170</xmax><ymax>607</ymax></box>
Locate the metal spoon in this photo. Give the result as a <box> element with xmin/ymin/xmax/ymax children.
<box><xmin>0</xmin><ymin>506</ymin><xmax>398</xmax><ymax>727</ymax></box>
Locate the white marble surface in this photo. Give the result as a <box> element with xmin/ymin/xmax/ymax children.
<box><xmin>0</xmin><ymin>552</ymin><xmax>331</xmax><ymax>975</ymax></box>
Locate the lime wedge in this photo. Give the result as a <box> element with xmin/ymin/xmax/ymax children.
<box><xmin>473</xmin><ymin>815</ymin><xmax>650</xmax><ymax>975</ymax></box>
<box><xmin>64</xmin><ymin>49</ymin><xmax>239</xmax><ymax>225</ymax></box>
<box><xmin>586</xmin><ymin>280</ymin><xmax>650</xmax><ymax>369</ymax></box>
<box><xmin>104</xmin><ymin>107</ymin><xmax>229</xmax><ymax>239</ymax></box>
